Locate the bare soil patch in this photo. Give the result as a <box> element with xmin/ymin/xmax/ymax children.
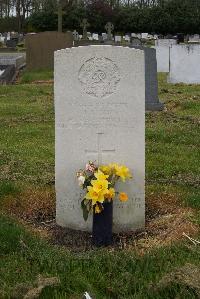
<box><xmin>1</xmin><ymin>190</ymin><xmax>199</xmax><ymax>253</ymax></box>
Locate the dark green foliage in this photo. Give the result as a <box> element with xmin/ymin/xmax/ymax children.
<box><xmin>0</xmin><ymin>16</ymin><xmax>18</xmax><ymax>32</ymax></box>
<box><xmin>86</xmin><ymin>0</ymin><xmax>114</xmax><ymax>33</ymax></box>
<box><xmin>27</xmin><ymin>11</ymin><xmax>58</xmax><ymax>32</ymax></box>
<box><xmin>0</xmin><ymin>0</ymin><xmax>198</xmax><ymax>34</ymax></box>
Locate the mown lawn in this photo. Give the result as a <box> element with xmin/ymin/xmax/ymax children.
<box><xmin>0</xmin><ymin>73</ymin><xmax>199</xmax><ymax>298</ymax></box>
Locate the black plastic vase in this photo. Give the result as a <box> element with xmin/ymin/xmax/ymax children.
<box><xmin>92</xmin><ymin>201</ymin><xmax>113</xmax><ymax>247</ymax></box>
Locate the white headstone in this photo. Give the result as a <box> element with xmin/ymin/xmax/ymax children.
<box><xmin>141</xmin><ymin>33</ymin><xmax>148</xmax><ymax>39</ymax></box>
<box><xmin>168</xmin><ymin>44</ymin><xmax>200</xmax><ymax>83</ymax></box>
<box><xmin>131</xmin><ymin>33</ymin><xmax>137</xmax><ymax>37</ymax></box>
<box><xmin>0</xmin><ymin>35</ymin><xmax>5</xmax><ymax>43</ymax></box>
<box><xmin>188</xmin><ymin>34</ymin><xmax>200</xmax><ymax>43</ymax></box>
<box><xmin>102</xmin><ymin>33</ymin><xmax>107</xmax><ymax>40</ymax></box>
<box><xmin>87</xmin><ymin>32</ymin><xmax>91</xmax><ymax>38</ymax></box>
<box><xmin>155</xmin><ymin>45</ymin><xmax>171</xmax><ymax>72</ymax></box>
<box><xmin>7</xmin><ymin>32</ymin><xmax>11</xmax><ymax>40</ymax></box>
<box><xmin>55</xmin><ymin>46</ymin><xmax>145</xmax><ymax>232</ymax></box>
<box><xmin>155</xmin><ymin>39</ymin><xmax>177</xmax><ymax>47</ymax></box>
<box><xmin>0</xmin><ymin>69</ymin><xmax>5</xmax><ymax>76</ymax></box>
<box><xmin>114</xmin><ymin>35</ymin><xmax>122</xmax><ymax>43</ymax></box>
<box><xmin>148</xmin><ymin>34</ymin><xmax>153</xmax><ymax>40</ymax></box>
<box><xmin>92</xmin><ymin>33</ymin><xmax>99</xmax><ymax>41</ymax></box>
<box><xmin>125</xmin><ymin>35</ymin><xmax>130</xmax><ymax>42</ymax></box>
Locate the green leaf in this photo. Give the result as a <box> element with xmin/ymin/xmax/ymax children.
<box><xmin>81</xmin><ymin>200</ymin><xmax>89</xmax><ymax>221</ymax></box>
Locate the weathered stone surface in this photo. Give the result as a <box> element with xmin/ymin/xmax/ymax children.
<box><xmin>55</xmin><ymin>45</ymin><xmax>145</xmax><ymax>233</ymax></box>
<box><xmin>130</xmin><ymin>46</ymin><xmax>163</xmax><ymax>111</ymax></box>
<box><xmin>155</xmin><ymin>45</ymin><xmax>170</xmax><ymax>72</ymax></box>
<box><xmin>155</xmin><ymin>39</ymin><xmax>177</xmax><ymax>47</ymax></box>
<box><xmin>144</xmin><ymin>47</ymin><xmax>164</xmax><ymax>111</ymax></box>
<box><xmin>130</xmin><ymin>38</ymin><xmax>142</xmax><ymax>46</ymax></box>
<box><xmin>26</xmin><ymin>31</ymin><xmax>73</xmax><ymax>70</ymax></box>
<box><xmin>0</xmin><ymin>53</ymin><xmax>25</xmax><ymax>69</ymax></box>
<box><xmin>155</xmin><ymin>40</ymin><xmax>177</xmax><ymax>73</ymax></box>
<box><xmin>168</xmin><ymin>44</ymin><xmax>200</xmax><ymax>84</ymax></box>
<box><xmin>0</xmin><ymin>65</ymin><xmax>16</xmax><ymax>84</ymax></box>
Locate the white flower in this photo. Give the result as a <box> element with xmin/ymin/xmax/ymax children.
<box><xmin>78</xmin><ymin>175</ymin><xmax>85</xmax><ymax>186</ymax></box>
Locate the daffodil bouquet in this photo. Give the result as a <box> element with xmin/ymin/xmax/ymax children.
<box><xmin>76</xmin><ymin>161</ymin><xmax>132</xmax><ymax>221</ymax></box>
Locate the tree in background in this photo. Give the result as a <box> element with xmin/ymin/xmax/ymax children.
<box><xmin>0</xmin><ymin>0</ymin><xmax>200</xmax><ymax>34</ymax></box>
<box><xmin>86</xmin><ymin>0</ymin><xmax>114</xmax><ymax>32</ymax></box>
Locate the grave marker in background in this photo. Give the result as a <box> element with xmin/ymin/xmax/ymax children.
<box><xmin>155</xmin><ymin>45</ymin><xmax>171</xmax><ymax>72</ymax></box>
<box><xmin>80</xmin><ymin>19</ymin><xmax>90</xmax><ymax>40</ymax></box>
<box><xmin>155</xmin><ymin>39</ymin><xmax>177</xmax><ymax>47</ymax></box>
<box><xmin>105</xmin><ymin>22</ymin><xmax>114</xmax><ymax>41</ymax></box>
<box><xmin>168</xmin><ymin>45</ymin><xmax>200</xmax><ymax>84</ymax></box>
<box><xmin>25</xmin><ymin>31</ymin><xmax>73</xmax><ymax>70</ymax></box>
<box><xmin>130</xmin><ymin>45</ymin><xmax>163</xmax><ymax>111</ymax></box>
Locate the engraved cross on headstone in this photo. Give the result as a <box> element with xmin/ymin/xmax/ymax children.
<box><xmin>85</xmin><ymin>133</ymin><xmax>115</xmax><ymax>165</ymax></box>
<box><xmin>105</xmin><ymin>22</ymin><xmax>114</xmax><ymax>41</ymax></box>
<box><xmin>80</xmin><ymin>18</ymin><xmax>90</xmax><ymax>40</ymax></box>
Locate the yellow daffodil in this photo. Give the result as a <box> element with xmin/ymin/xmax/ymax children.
<box><xmin>108</xmin><ymin>163</ymin><xmax>119</xmax><ymax>173</ymax></box>
<box><xmin>105</xmin><ymin>188</ymin><xmax>115</xmax><ymax>201</ymax></box>
<box><xmin>119</xmin><ymin>192</ymin><xmax>128</xmax><ymax>202</ymax></box>
<box><xmin>91</xmin><ymin>179</ymin><xmax>109</xmax><ymax>193</ymax></box>
<box><xmin>99</xmin><ymin>165</ymin><xmax>112</xmax><ymax>175</ymax></box>
<box><xmin>115</xmin><ymin>165</ymin><xmax>132</xmax><ymax>182</ymax></box>
<box><xmin>94</xmin><ymin>170</ymin><xmax>109</xmax><ymax>181</ymax></box>
<box><xmin>85</xmin><ymin>186</ymin><xmax>105</xmax><ymax>205</ymax></box>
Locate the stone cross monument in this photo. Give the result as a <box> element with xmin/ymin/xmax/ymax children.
<box><xmin>80</xmin><ymin>19</ymin><xmax>90</xmax><ymax>40</ymax></box>
<box><xmin>105</xmin><ymin>22</ymin><xmax>114</xmax><ymax>41</ymax></box>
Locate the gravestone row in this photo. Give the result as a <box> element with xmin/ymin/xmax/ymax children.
<box><xmin>168</xmin><ymin>44</ymin><xmax>200</xmax><ymax>84</ymax></box>
<box><xmin>25</xmin><ymin>31</ymin><xmax>73</xmax><ymax>71</ymax></box>
<box><xmin>25</xmin><ymin>31</ymin><xmax>163</xmax><ymax>111</ymax></box>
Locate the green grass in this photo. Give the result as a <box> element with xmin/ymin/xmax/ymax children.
<box><xmin>0</xmin><ymin>216</ymin><xmax>199</xmax><ymax>299</ymax></box>
<box><xmin>19</xmin><ymin>70</ymin><xmax>53</xmax><ymax>84</ymax></box>
<box><xmin>0</xmin><ymin>73</ymin><xmax>200</xmax><ymax>298</ymax></box>
<box><xmin>146</xmin><ymin>73</ymin><xmax>200</xmax><ymax>209</ymax></box>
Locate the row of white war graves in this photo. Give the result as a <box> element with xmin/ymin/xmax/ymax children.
<box><xmin>1</xmin><ymin>33</ymin><xmax>199</xmax><ymax>234</ymax></box>
<box><xmin>1</xmin><ymin>29</ymin><xmax>200</xmax><ymax>46</ymax></box>
<box><xmin>155</xmin><ymin>39</ymin><xmax>200</xmax><ymax>83</ymax></box>
<box><xmin>24</xmin><ymin>31</ymin><xmax>163</xmax><ymax>111</ymax></box>
<box><xmin>2</xmin><ymin>30</ymin><xmax>200</xmax><ymax>95</ymax></box>
<box><xmin>0</xmin><ymin>31</ymin><xmax>159</xmax><ymax>46</ymax></box>
<box><xmin>54</xmin><ymin>36</ymin><xmax>200</xmax><ymax>235</ymax></box>
<box><xmin>1</xmin><ymin>31</ymin><xmax>200</xmax><ymax>48</ymax></box>
<box><xmin>0</xmin><ymin>32</ymin><xmax>24</xmax><ymax>48</ymax></box>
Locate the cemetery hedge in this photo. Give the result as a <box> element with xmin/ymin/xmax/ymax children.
<box><xmin>0</xmin><ymin>73</ymin><xmax>199</xmax><ymax>298</ymax></box>
<box><xmin>1</xmin><ymin>0</ymin><xmax>200</xmax><ymax>34</ymax></box>
<box><xmin>27</xmin><ymin>1</ymin><xmax>200</xmax><ymax>34</ymax></box>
